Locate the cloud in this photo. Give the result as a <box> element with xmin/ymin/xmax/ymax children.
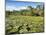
<box><xmin>6</xmin><ymin>6</ymin><xmax>29</xmax><ymax>11</ymax></box>
<box><xmin>6</xmin><ymin>6</ymin><xmax>14</xmax><ymax>11</ymax></box>
<box><xmin>15</xmin><ymin>6</ymin><xmax>28</xmax><ymax>10</ymax></box>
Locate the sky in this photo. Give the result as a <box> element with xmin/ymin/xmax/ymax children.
<box><xmin>6</xmin><ymin>0</ymin><xmax>44</xmax><ymax>11</ymax></box>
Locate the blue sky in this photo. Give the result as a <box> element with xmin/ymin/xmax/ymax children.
<box><xmin>6</xmin><ymin>0</ymin><xmax>44</xmax><ymax>11</ymax></box>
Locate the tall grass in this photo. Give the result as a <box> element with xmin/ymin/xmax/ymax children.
<box><xmin>5</xmin><ymin>15</ymin><xmax>44</xmax><ymax>34</ymax></box>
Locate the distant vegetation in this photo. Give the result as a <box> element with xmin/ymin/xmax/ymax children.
<box><xmin>6</xmin><ymin>5</ymin><xmax>44</xmax><ymax>17</ymax></box>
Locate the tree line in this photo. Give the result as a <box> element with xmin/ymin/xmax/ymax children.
<box><xmin>6</xmin><ymin>5</ymin><xmax>44</xmax><ymax>17</ymax></box>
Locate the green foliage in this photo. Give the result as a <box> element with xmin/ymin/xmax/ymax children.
<box><xmin>5</xmin><ymin>15</ymin><xmax>44</xmax><ymax>34</ymax></box>
<box><xmin>5</xmin><ymin>5</ymin><xmax>44</xmax><ymax>16</ymax></box>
